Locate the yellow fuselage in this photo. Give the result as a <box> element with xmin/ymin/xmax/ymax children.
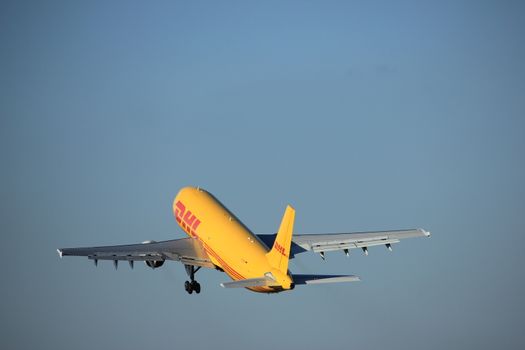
<box><xmin>173</xmin><ymin>187</ymin><xmax>293</xmax><ymax>293</ymax></box>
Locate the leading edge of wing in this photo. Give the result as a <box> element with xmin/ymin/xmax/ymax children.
<box><xmin>294</xmin><ymin>228</ymin><xmax>431</xmax><ymax>245</ymax></box>
<box><xmin>58</xmin><ymin>238</ymin><xmax>194</xmax><ymax>257</ymax></box>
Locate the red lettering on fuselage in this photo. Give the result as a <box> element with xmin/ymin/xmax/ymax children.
<box><xmin>174</xmin><ymin>200</ymin><xmax>201</xmax><ymax>237</ymax></box>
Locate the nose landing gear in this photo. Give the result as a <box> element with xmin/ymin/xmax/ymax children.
<box><xmin>184</xmin><ymin>265</ymin><xmax>201</xmax><ymax>294</ymax></box>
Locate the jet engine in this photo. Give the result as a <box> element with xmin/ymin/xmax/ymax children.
<box><xmin>145</xmin><ymin>260</ymin><xmax>165</xmax><ymax>268</ymax></box>
<box><xmin>141</xmin><ymin>240</ymin><xmax>165</xmax><ymax>269</ymax></box>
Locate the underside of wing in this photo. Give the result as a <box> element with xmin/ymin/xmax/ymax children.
<box><xmin>258</xmin><ymin>228</ymin><xmax>430</xmax><ymax>258</ymax></box>
<box><xmin>58</xmin><ymin>238</ymin><xmax>214</xmax><ymax>268</ymax></box>
<box><xmin>293</xmin><ymin>228</ymin><xmax>430</xmax><ymax>254</ymax></box>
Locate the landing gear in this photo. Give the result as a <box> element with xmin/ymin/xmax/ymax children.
<box><xmin>191</xmin><ymin>280</ymin><xmax>201</xmax><ymax>293</ymax></box>
<box><xmin>184</xmin><ymin>280</ymin><xmax>192</xmax><ymax>294</ymax></box>
<box><xmin>184</xmin><ymin>265</ymin><xmax>201</xmax><ymax>294</ymax></box>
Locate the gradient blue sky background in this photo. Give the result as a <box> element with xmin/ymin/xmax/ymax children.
<box><xmin>1</xmin><ymin>1</ymin><xmax>524</xmax><ymax>349</ymax></box>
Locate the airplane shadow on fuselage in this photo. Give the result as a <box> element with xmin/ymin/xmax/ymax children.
<box><xmin>203</xmin><ymin>190</ymin><xmax>307</xmax><ymax>257</ymax></box>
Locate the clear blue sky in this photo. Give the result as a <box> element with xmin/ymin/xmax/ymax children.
<box><xmin>1</xmin><ymin>1</ymin><xmax>524</xmax><ymax>349</ymax></box>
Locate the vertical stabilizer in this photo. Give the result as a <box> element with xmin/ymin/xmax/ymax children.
<box><xmin>266</xmin><ymin>205</ymin><xmax>295</xmax><ymax>273</ymax></box>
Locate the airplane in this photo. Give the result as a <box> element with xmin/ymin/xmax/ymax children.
<box><xmin>58</xmin><ymin>186</ymin><xmax>430</xmax><ymax>294</ymax></box>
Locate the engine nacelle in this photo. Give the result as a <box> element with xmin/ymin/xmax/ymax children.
<box><xmin>141</xmin><ymin>240</ymin><xmax>165</xmax><ymax>269</ymax></box>
<box><xmin>145</xmin><ymin>260</ymin><xmax>165</xmax><ymax>269</ymax></box>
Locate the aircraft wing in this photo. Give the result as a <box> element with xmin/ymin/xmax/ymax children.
<box><xmin>258</xmin><ymin>228</ymin><xmax>430</xmax><ymax>257</ymax></box>
<box><xmin>292</xmin><ymin>228</ymin><xmax>430</xmax><ymax>256</ymax></box>
<box><xmin>57</xmin><ymin>238</ymin><xmax>215</xmax><ymax>268</ymax></box>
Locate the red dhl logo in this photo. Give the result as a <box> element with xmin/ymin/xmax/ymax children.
<box><xmin>273</xmin><ymin>241</ymin><xmax>287</xmax><ymax>257</ymax></box>
<box><xmin>174</xmin><ymin>201</ymin><xmax>201</xmax><ymax>237</ymax></box>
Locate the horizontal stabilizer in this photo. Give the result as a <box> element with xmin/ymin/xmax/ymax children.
<box><xmin>220</xmin><ymin>275</ymin><xmax>278</xmax><ymax>289</ymax></box>
<box><xmin>292</xmin><ymin>274</ymin><xmax>360</xmax><ymax>285</ymax></box>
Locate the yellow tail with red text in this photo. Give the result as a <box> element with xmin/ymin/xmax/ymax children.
<box><xmin>266</xmin><ymin>205</ymin><xmax>295</xmax><ymax>274</ymax></box>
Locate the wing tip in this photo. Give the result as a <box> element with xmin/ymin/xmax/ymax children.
<box><xmin>418</xmin><ymin>228</ymin><xmax>431</xmax><ymax>237</ymax></box>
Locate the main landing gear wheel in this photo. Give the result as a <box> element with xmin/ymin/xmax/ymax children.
<box><xmin>192</xmin><ymin>281</ymin><xmax>201</xmax><ymax>294</ymax></box>
<box><xmin>183</xmin><ymin>280</ymin><xmax>201</xmax><ymax>294</ymax></box>
<box><xmin>184</xmin><ymin>280</ymin><xmax>192</xmax><ymax>294</ymax></box>
<box><xmin>184</xmin><ymin>265</ymin><xmax>201</xmax><ymax>295</ymax></box>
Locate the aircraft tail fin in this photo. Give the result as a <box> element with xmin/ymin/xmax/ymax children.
<box><xmin>266</xmin><ymin>205</ymin><xmax>295</xmax><ymax>274</ymax></box>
